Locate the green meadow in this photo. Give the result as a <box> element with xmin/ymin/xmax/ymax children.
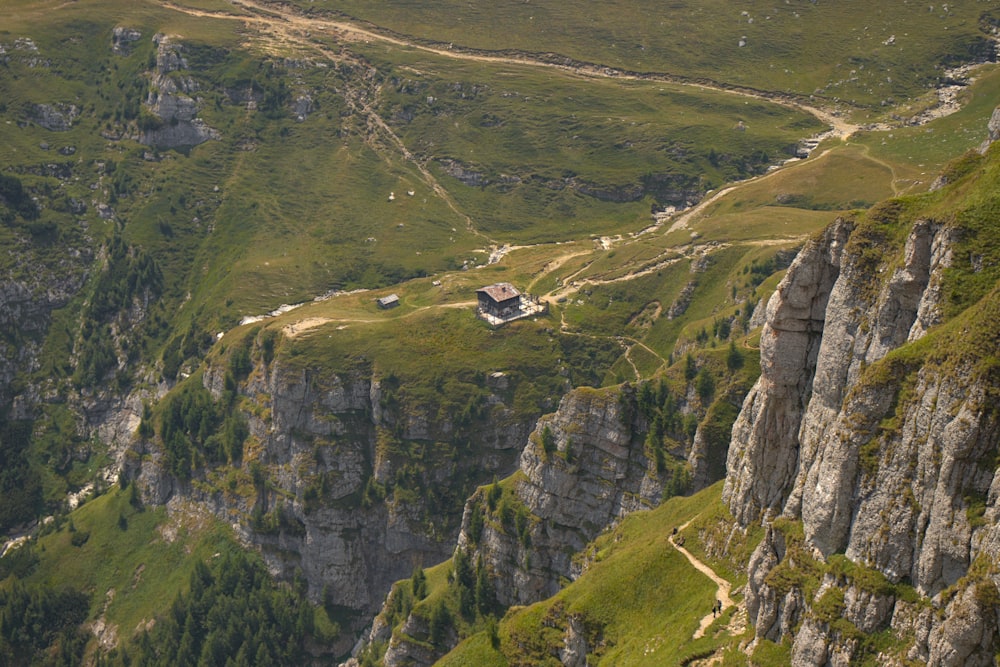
<box><xmin>289</xmin><ymin>0</ymin><xmax>995</xmax><ymax>111</ymax></box>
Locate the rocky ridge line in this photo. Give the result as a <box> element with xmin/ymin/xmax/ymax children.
<box><xmin>723</xmin><ymin>123</ymin><xmax>1000</xmax><ymax>664</ymax></box>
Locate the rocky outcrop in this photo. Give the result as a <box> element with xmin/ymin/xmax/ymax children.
<box><xmin>786</xmin><ymin>218</ymin><xmax>954</xmax><ymax>558</ymax></box>
<box><xmin>111</xmin><ymin>27</ymin><xmax>142</xmax><ymax>56</ymax></box>
<box><xmin>722</xmin><ymin>218</ymin><xmax>851</xmax><ymax>525</ymax></box>
<box><xmin>294</xmin><ymin>94</ymin><xmax>313</xmax><ymax>122</ymax></box>
<box><xmin>434</xmin><ymin>158</ymin><xmax>702</xmax><ymax>207</ymax></box>
<box><xmin>0</xmin><ymin>254</ymin><xmax>91</xmax><ymax>411</ymax></box>
<box><xmin>725</xmin><ymin>181</ymin><xmax>1000</xmax><ymax>661</ymax></box>
<box><xmin>29</xmin><ymin>103</ymin><xmax>79</xmax><ymax>131</ymax></box>
<box><xmin>456</xmin><ymin>385</ymin><xmax>667</xmax><ymax>608</ymax></box>
<box><xmin>141</xmin><ymin>34</ymin><xmax>219</xmax><ymax>148</ymax></box>
<box><xmin>978</xmin><ymin>105</ymin><xmax>1000</xmax><ymax>153</ymax></box>
<box><xmin>438</xmin><ymin>158</ymin><xmax>487</xmax><ymax>187</ymax></box>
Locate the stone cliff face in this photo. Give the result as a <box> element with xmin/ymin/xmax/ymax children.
<box><xmin>724</xmin><ymin>190</ymin><xmax>1000</xmax><ymax>663</ymax></box>
<box><xmin>723</xmin><ymin>219</ymin><xmax>851</xmax><ymax>526</ymax></box>
<box><xmin>372</xmin><ymin>384</ymin><xmax>679</xmax><ymax>666</ymax></box>
<box><xmin>461</xmin><ymin>385</ymin><xmax>666</xmax><ymax>607</ymax></box>
<box><xmin>978</xmin><ymin>105</ymin><xmax>1000</xmax><ymax>153</ymax></box>
<box><xmin>0</xmin><ymin>249</ymin><xmax>91</xmax><ymax>415</ymax></box>
<box><xmin>140</xmin><ymin>34</ymin><xmax>219</xmax><ymax>148</ymax></box>
<box><xmin>132</xmin><ymin>348</ymin><xmax>533</xmax><ymax>644</ymax></box>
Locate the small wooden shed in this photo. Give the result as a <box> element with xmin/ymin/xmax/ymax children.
<box><xmin>377</xmin><ymin>294</ymin><xmax>400</xmax><ymax>309</ymax></box>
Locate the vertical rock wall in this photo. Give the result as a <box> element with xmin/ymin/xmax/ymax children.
<box><xmin>722</xmin><ymin>219</ymin><xmax>851</xmax><ymax>524</ymax></box>
<box><xmin>461</xmin><ymin>386</ymin><xmax>665</xmax><ymax>608</ymax></box>
<box><xmin>724</xmin><ymin>209</ymin><xmax>1000</xmax><ymax>664</ymax></box>
<box><xmin>133</xmin><ymin>352</ymin><xmax>533</xmax><ymax>643</ymax></box>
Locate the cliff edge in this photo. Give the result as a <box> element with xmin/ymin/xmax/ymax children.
<box><xmin>724</xmin><ymin>133</ymin><xmax>1000</xmax><ymax>664</ymax></box>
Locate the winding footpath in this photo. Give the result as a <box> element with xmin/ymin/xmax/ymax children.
<box><xmin>163</xmin><ymin>0</ymin><xmax>861</xmax><ymax>138</ymax></box>
<box><xmin>156</xmin><ymin>0</ymin><xmax>982</xmax><ymax>348</ymax></box>
<box><xmin>669</xmin><ymin>517</ymin><xmax>734</xmax><ymax>640</ymax></box>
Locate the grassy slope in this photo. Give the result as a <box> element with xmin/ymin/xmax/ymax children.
<box><xmin>0</xmin><ymin>0</ymin><xmax>822</xmax><ymax>333</ymax></box>
<box><xmin>291</xmin><ymin>0</ymin><xmax>995</xmax><ymax>112</ymax></box>
<box><xmin>15</xmin><ymin>486</ymin><xmax>235</xmax><ymax>641</ymax></box>
<box><xmin>854</xmin><ymin>65</ymin><xmax>1000</xmax><ymax>177</ymax></box>
<box><xmin>687</xmin><ymin>67</ymin><xmax>1000</xmax><ymax>236</ymax></box>
<box><xmin>439</xmin><ymin>483</ymin><xmax>749</xmax><ymax>667</ymax></box>
<box><xmin>364</xmin><ymin>46</ymin><xmax>823</xmax><ymax>240</ymax></box>
<box><xmin>275</xmin><ymin>305</ymin><xmax>619</xmax><ymax>411</ymax></box>
<box><xmin>1</xmin><ymin>0</ymin><xmax>993</xmax><ymax>339</ymax></box>
<box><xmin>7</xmin><ymin>483</ymin><xmax>342</xmax><ymax>657</ymax></box>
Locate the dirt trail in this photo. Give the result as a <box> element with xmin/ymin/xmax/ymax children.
<box><xmin>526</xmin><ymin>249</ymin><xmax>592</xmax><ymax>293</ymax></box>
<box><xmin>163</xmin><ymin>0</ymin><xmax>859</xmax><ymax>138</ymax></box>
<box><xmin>281</xmin><ymin>300</ymin><xmax>476</xmax><ymax>337</ymax></box>
<box><xmin>669</xmin><ymin>517</ymin><xmax>733</xmax><ymax>640</ymax></box>
<box><xmin>620</xmin><ymin>336</ymin><xmax>667</xmax><ymax>378</ymax></box>
<box><xmin>162</xmin><ymin>0</ymin><xmax>493</xmax><ymax>244</ymax></box>
<box><xmin>546</xmin><ymin>242</ymin><xmax>714</xmax><ymax>304</ymax></box>
<box><xmin>666</xmin><ymin>144</ymin><xmax>851</xmax><ymax>234</ymax></box>
<box><xmin>157</xmin><ymin>0</ymin><xmax>965</xmax><ymax>337</ymax></box>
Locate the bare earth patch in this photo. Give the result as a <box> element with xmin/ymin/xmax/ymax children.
<box><xmin>283</xmin><ymin>317</ymin><xmax>333</xmax><ymax>337</ymax></box>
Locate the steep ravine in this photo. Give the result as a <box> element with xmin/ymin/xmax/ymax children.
<box><xmin>724</xmin><ymin>142</ymin><xmax>1000</xmax><ymax>664</ymax></box>
<box><xmin>363</xmin><ymin>366</ymin><xmax>757</xmax><ymax>666</ymax></box>
<box><xmin>369</xmin><ymin>384</ymin><xmax>671</xmax><ymax>666</ymax></box>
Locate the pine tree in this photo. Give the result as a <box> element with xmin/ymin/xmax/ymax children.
<box><xmin>541</xmin><ymin>425</ymin><xmax>556</xmax><ymax>457</ymax></box>
<box><xmin>428</xmin><ymin>599</ymin><xmax>451</xmax><ymax>646</ymax></box>
<box><xmin>475</xmin><ymin>556</ymin><xmax>495</xmax><ymax>615</ymax></box>
<box><xmin>727</xmin><ymin>340</ymin><xmax>744</xmax><ymax>371</ymax></box>
<box><xmin>411</xmin><ymin>566</ymin><xmax>427</xmax><ymax>600</ymax></box>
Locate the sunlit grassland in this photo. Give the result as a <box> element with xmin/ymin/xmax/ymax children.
<box><xmin>853</xmin><ymin>64</ymin><xmax>1000</xmax><ymax>176</ymax></box>
<box><xmin>372</xmin><ymin>66</ymin><xmax>819</xmax><ymax>183</ymax></box>
<box><xmin>183</xmin><ymin>130</ymin><xmax>480</xmax><ymax>318</ymax></box>
<box><xmin>2</xmin><ymin>0</ymin><xmax>245</xmax><ymax>47</ymax></box>
<box><xmin>560</xmin><ymin>260</ymin><xmax>690</xmax><ymax>338</ymax></box>
<box><xmin>699</xmin><ymin>147</ymin><xmax>894</xmax><ymax>216</ymax></box>
<box><xmin>528</xmin><ymin>250</ymin><xmax>601</xmax><ymax>296</ymax></box>
<box><xmin>694</xmin><ymin>207</ymin><xmax>840</xmax><ymax>245</ymax></box>
<box><xmin>677</xmin><ymin>65</ymin><xmax>1000</xmax><ymax>245</ymax></box>
<box><xmin>293</xmin><ymin>0</ymin><xmax>993</xmax><ymax>110</ymax></box>
<box><xmin>0</xmin><ymin>0</ymin><xmax>828</xmax><ymax>336</ymax></box>
<box><xmin>23</xmin><ymin>486</ymin><xmax>237</xmax><ymax>639</ymax></box>
<box><xmin>242</xmin><ymin>226</ymin><xmax>792</xmax><ymax>390</ymax></box>
<box><xmin>628</xmin><ymin>344</ymin><xmax>666</xmax><ymax>378</ymax></box>
<box><xmin>682</xmin><ymin>146</ymin><xmax>893</xmax><ymax>244</ymax></box>
<box><xmin>358</xmin><ymin>44</ymin><xmax>824</xmax><ymax>242</ymax></box>
<box><xmin>278</xmin><ymin>307</ymin><xmax>557</xmax><ymax>380</ymax></box>
<box><xmin>578</xmin><ymin>241</ymin><xmax>683</xmax><ymax>283</ymax></box>
<box><xmin>242</xmin><ymin>243</ymin><xmax>581</xmax><ymax>323</ymax></box>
